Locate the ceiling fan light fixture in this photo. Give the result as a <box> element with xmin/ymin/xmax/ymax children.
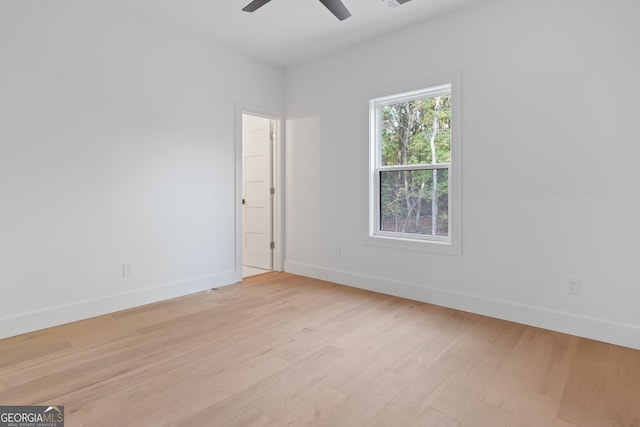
<box><xmin>243</xmin><ymin>0</ymin><xmax>411</xmax><ymax>20</ymax></box>
<box><xmin>384</xmin><ymin>0</ymin><xmax>412</xmax><ymax>6</ymax></box>
<box><xmin>242</xmin><ymin>0</ymin><xmax>351</xmax><ymax>21</ymax></box>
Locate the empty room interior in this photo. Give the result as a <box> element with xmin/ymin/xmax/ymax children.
<box><xmin>1</xmin><ymin>0</ymin><xmax>639</xmax><ymax>426</ymax></box>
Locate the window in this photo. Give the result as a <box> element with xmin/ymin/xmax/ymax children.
<box><xmin>369</xmin><ymin>82</ymin><xmax>460</xmax><ymax>253</ymax></box>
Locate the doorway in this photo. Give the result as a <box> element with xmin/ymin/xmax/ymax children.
<box><xmin>241</xmin><ymin>113</ymin><xmax>278</xmax><ymax>278</ymax></box>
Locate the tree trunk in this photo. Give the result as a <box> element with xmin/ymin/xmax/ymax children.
<box><xmin>415</xmin><ymin>181</ymin><xmax>425</xmax><ymax>232</ymax></box>
<box><xmin>399</xmin><ymin>103</ymin><xmax>416</xmax><ymax>232</ymax></box>
<box><xmin>430</xmin><ymin>97</ymin><xmax>442</xmax><ymax>236</ymax></box>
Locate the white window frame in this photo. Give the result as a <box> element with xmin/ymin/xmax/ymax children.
<box><xmin>368</xmin><ymin>77</ymin><xmax>462</xmax><ymax>255</ymax></box>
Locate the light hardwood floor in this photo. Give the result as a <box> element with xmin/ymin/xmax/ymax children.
<box><xmin>1</xmin><ymin>273</ymin><xmax>638</xmax><ymax>426</ymax></box>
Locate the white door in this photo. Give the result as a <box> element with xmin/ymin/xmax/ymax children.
<box><xmin>242</xmin><ymin>114</ymin><xmax>273</xmax><ymax>270</ymax></box>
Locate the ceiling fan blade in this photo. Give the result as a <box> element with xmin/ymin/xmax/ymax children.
<box><xmin>396</xmin><ymin>0</ymin><xmax>412</xmax><ymax>3</ymax></box>
<box><xmin>242</xmin><ymin>0</ymin><xmax>272</xmax><ymax>12</ymax></box>
<box><xmin>318</xmin><ymin>0</ymin><xmax>352</xmax><ymax>21</ymax></box>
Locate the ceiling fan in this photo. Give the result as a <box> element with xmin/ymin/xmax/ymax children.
<box><xmin>242</xmin><ymin>0</ymin><xmax>413</xmax><ymax>22</ymax></box>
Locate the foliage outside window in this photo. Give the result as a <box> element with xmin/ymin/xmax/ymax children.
<box><xmin>370</xmin><ymin>84</ymin><xmax>453</xmax><ymax>244</ymax></box>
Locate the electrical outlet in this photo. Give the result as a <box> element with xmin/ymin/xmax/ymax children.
<box><xmin>567</xmin><ymin>277</ymin><xmax>580</xmax><ymax>295</ymax></box>
<box><xmin>334</xmin><ymin>247</ymin><xmax>341</xmax><ymax>258</ymax></box>
<box><xmin>123</xmin><ymin>263</ymin><xmax>133</xmax><ymax>278</ymax></box>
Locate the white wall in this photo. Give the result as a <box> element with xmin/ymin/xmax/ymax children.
<box><xmin>284</xmin><ymin>0</ymin><xmax>640</xmax><ymax>349</ymax></box>
<box><xmin>0</xmin><ymin>1</ymin><xmax>283</xmax><ymax>338</ymax></box>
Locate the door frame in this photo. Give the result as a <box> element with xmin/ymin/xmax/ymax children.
<box><xmin>235</xmin><ymin>103</ymin><xmax>284</xmax><ymax>281</ymax></box>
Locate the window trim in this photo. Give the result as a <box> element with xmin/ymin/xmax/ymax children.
<box><xmin>368</xmin><ymin>77</ymin><xmax>462</xmax><ymax>255</ymax></box>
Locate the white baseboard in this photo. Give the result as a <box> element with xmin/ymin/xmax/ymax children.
<box><xmin>0</xmin><ymin>271</ymin><xmax>239</xmax><ymax>340</ymax></box>
<box><xmin>285</xmin><ymin>261</ymin><xmax>640</xmax><ymax>350</ymax></box>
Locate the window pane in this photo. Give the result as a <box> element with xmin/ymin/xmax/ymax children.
<box><xmin>380</xmin><ymin>169</ymin><xmax>449</xmax><ymax>236</ymax></box>
<box><xmin>380</xmin><ymin>95</ymin><xmax>451</xmax><ymax>166</ymax></box>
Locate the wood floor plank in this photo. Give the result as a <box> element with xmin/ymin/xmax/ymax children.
<box><xmin>424</xmin><ymin>319</ymin><xmax>523</xmax><ymax>424</ymax></box>
<box><xmin>52</xmin><ymin>342</ymin><xmax>291</xmax><ymax>426</ymax></box>
<box><xmin>483</xmin><ymin>328</ymin><xmax>580</xmax><ymax>426</ymax></box>
<box><xmin>265</xmin><ymin>386</ymin><xmax>348</xmax><ymax>427</ymax></box>
<box><xmin>602</xmin><ymin>344</ymin><xmax>640</xmax><ymax>426</ymax></box>
<box><xmin>557</xmin><ymin>340</ymin><xmax>610</xmax><ymax>426</ymax></box>
<box><xmin>0</xmin><ymin>272</ymin><xmax>637</xmax><ymax>427</ymax></box>
<box><xmin>173</xmin><ymin>345</ymin><xmax>345</xmax><ymax>427</ymax></box>
<box><xmin>0</xmin><ymin>332</ymin><xmax>72</xmax><ymax>369</ymax></box>
<box><xmin>227</xmin><ymin>408</ymin><xmax>274</xmax><ymax>427</ymax></box>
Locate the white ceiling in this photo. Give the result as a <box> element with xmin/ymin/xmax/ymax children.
<box><xmin>103</xmin><ymin>0</ymin><xmax>481</xmax><ymax>68</ymax></box>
